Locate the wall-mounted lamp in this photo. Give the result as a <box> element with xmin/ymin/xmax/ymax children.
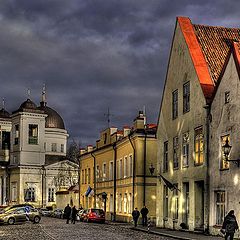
<box><xmin>149</xmin><ymin>164</ymin><xmax>155</xmax><ymax>176</ymax></box>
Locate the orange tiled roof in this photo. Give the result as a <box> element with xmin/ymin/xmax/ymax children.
<box><xmin>193</xmin><ymin>24</ymin><xmax>240</xmax><ymax>83</ymax></box>
<box><xmin>233</xmin><ymin>42</ymin><xmax>240</xmax><ymax>67</ymax></box>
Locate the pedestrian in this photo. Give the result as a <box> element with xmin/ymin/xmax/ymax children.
<box><xmin>132</xmin><ymin>207</ymin><xmax>140</xmax><ymax>227</ymax></box>
<box><xmin>222</xmin><ymin>210</ymin><xmax>239</xmax><ymax>240</ymax></box>
<box><xmin>140</xmin><ymin>206</ymin><xmax>149</xmax><ymax>226</ymax></box>
<box><xmin>71</xmin><ymin>206</ymin><xmax>78</xmax><ymax>224</ymax></box>
<box><xmin>64</xmin><ymin>204</ymin><xmax>71</xmax><ymax>224</ymax></box>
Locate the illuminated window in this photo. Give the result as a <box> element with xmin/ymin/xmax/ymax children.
<box><xmin>182</xmin><ymin>132</ymin><xmax>189</xmax><ymax>167</ymax></box>
<box><xmin>172</xmin><ymin>90</ymin><xmax>178</xmax><ymax>119</ymax></box>
<box><xmin>102</xmin><ymin>163</ymin><xmax>106</xmax><ymax>179</ymax></box>
<box><xmin>216</xmin><ymin>191</ymin><xmax>225</xmax><ymax>225</ymax></box>
<box><xmin>220</xmin><ymin>135</ymin><xmax>230</xmax><ymax>170</ymax></box>
<box><xmin>194</xmin><ymin>127</ymin><xmax>204</xmax><ymax>165</ymax></box>
<box><xmin>173</xmin><ymin>136</ymin><xmax>179</xmax><ymax>169</ymax></box>
<box><xmin>28</xmin><ymin>124</ymin><xmax>38</xmax><ymax>145</ymax></box>
<box><xmin>183</xmin><ymin>82</ymin><xmax>190</xmax><ymax>113</ymax></box>
<box><xmin>173</xmin><ymin>184</ymin><xmax>179</xmax><ymax>220</ymax></box>
<box><xmin>163</xmin><ymin>141</ymin><xmax>168</xmax><ymax>172</ymax></box>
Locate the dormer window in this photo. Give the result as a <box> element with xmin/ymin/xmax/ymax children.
<box><xmin>225</xmin><ymin>91</ymin><xmax>230</xmax><ymax>104</ymax></box>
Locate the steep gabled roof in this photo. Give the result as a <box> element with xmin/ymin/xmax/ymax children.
<box><xmin>178</xmin><ymin>17</ymin><xmax>240</xmax><ymax>101</ymax></box>
<box><xmin>233</xmin><ymin>42</ymin><xmax>240</xmax><ymax>76</ymax></box>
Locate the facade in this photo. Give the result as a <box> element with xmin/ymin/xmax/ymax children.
<box><xmin>0</xmin><ymin>90</ymin><xmax>78</xmax><ymax>209</ymax></box>
<box><xmin>79</xmin><ymin>111</ymin><xmax>157</xmax><ymax>222</ymax></box>
<box><xmin>156</xmin><ymin>16</ymin><xmax>240</xmax><ymax>235</ymax></box>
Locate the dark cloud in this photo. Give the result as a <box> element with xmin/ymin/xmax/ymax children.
<box><xmin>0</xmin><ymin>0</ymin><xmax>239</xmax><ymax>146</ymax></box>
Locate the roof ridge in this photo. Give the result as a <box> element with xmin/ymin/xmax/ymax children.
<box><xmin>193</xmin><ymin>23</ymin><xmax>240</xmax><ymax>31</ymax></box>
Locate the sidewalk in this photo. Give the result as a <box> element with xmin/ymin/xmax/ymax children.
<box><xmin>132</xmin><ymin>226</ymin><xmax>224</xmax><ymax>240</ymax></box>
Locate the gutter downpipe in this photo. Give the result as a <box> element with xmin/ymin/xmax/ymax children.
<box><xmin>113</xmin><ymin>143</ymin><xmax>117</xmax><ymax>221</ymax></box>
<box><xmin>128</xmin><ymin>133</ymin><xmax>136</xmax><ymax>210</ymax></box>
<box><xmin>78</xmin><ymin>156</ymin><xmax>81</xmax><ymax>208</ymax></box>
<box><xmin>204</xmin><ymin>103</ymin><xmax>211</xmax><ymax>234</ymax></box>
<box><xmin>143</xmin><ymin>129</ymin><xmax>147</xmax><ymax>206</ymax></box>
<box><xmin>91</xmin><ymin>152</ymin><xmax>96</xmax><ymax>208</ymax></box>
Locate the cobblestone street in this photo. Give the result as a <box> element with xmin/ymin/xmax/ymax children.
<box><xmin>0</xmin><ymin>217</ymin><xmax>175</xmax><ymax>240</ymax></box>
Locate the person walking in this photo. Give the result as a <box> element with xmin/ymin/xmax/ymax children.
<box><xmin>140</xmin><ymin>206</ymin><xmax>149</xmax><ymax>227</ymax></box>
<box><xmin>71</xmin><ymin>206</ymin><xmax>78</xmax><ymax>224</ymax></box>
<box><xmin>132</xmin><ymin>207</ymin><xmax>140</xmax><ymax>227</ymax></box>
<box><xmin>64</xmin><ymin>204</ymin><xmax>71</xmax><ymax>224</ymax></box>
<box><xmin>222</xmin><ymin>210</ymin><xmax>239</xmax><ymax>240</ymax></box>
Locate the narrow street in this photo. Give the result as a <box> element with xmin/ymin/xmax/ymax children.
<box><xmin>0</xmin><ymin>217</ymin><xmax>175</xmax><ymax>240</ymax></box>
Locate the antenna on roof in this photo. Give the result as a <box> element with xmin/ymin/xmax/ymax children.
<box><xmin>104</xmin><ymin>107</ymin><xmax>113</xmax><ymax>128</ymax></box>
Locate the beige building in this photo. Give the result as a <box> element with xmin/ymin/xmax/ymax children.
<box><xmin>156</xmin><ymin>16</ymin><xmax>240</xmax><ymax>236</ymax></box>
<box><xmin>79</xmin><ymin>111</ymin><xmax>157</xmax><ymax>222</ymax></box>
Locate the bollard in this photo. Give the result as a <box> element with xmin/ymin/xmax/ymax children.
<box><xmin>147</xmin><ymin>218</ymin><xmax>151</xmax><ymax>233</ymax></box>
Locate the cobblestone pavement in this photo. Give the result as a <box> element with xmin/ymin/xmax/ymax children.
<box><xmin>0</xmin><ymin>217</ymin><xmax>176</xmax><ymax>240</ymax></box>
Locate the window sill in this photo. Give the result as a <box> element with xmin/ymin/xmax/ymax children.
<box><xmin>182</xmin><ymin>165</ymin><xmax>189</xmax><ymax>168</ymax></box>
<box><xmin>213</xmin><ymin>225</ymin><xmax>222</xmax><ymax>229</ymax></box>
<box><xmin>220</xmin><ymin>168</ymin><xmax>229</xmax><ymax>171</ymax></box>
<box><xmin>194</xmin><ymin>163</ymin><xmax>203</xmax><ymax>167</ymax></box>
<box><xmin>173</xmin><ymin>167</ymin><xmax>179</xmax><ymax>170</ymax></box>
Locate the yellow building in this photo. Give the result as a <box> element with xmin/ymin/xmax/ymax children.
<box><xmin>79</xmin><ymin>111</ymin><xmax>157</xmax><ymax>222</ymax></box>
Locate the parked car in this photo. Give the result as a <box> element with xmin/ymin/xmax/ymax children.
<box><xmin>0</xmin><ymin>207</ymin><xmax>41</xmax><ymax>225</ymax></box>
<box><xmin>84</xmin><ymin>208</ymin><xmax>105</xmax><ymax>223</ymax></box>
<box><xmin>0</xmin><ymin>204</ymin><xmax>34</xmax><ymax>214</ymax></box>
<box><xmin>77</xmin><ymin>209</ymin><xmax>88</xmax><ymax>222</ymax></box>
<box><xmin>39</xmin><ymin>208</ymin><xmax>52</xmax><ymax>217</ymax></box>
<box><xmin>52</xmin><ymin>209</ymin><xmax>64</xmax><ymax>218</ymax></box>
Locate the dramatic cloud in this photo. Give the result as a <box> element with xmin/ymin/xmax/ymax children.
<box><xmin>0</xmin><ymin>0</ymin><xmax>239</xmax><ymax>146</ymax></box>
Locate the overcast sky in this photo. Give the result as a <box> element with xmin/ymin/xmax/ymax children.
<box><xmin>0</xmin><ymin>0</ymin><xmax>239</xmax><ymax>146</ymax></box>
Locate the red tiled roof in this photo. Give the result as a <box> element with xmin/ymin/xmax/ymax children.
<box><xmin>193</xmin><ymin>24</ymin><xmax>240</xmax><ymax>83</ymax></box>
<box><xmin>177</xmin><ymin>17</ymin><xmax>214</xmax><ymax>100</ymax></box>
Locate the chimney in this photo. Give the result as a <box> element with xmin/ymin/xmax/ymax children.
<box><xmin>123</xmin><ymin>126</ymin><xmax>131</xmax><ymax>137</ymax></box>
<box><xmin>80</xmin><ymin>148</ymin><xmax>86</xmax><ymax>155</ymax></box>
<box><xmin>87</xmin><ymin>145</ymin><xmax>93</xmax><ymax>152</ymax></box>
<box><xmin>133</xmin><ymin>111</ymin><xmax>146</xmax><ymax>130</ymax></box>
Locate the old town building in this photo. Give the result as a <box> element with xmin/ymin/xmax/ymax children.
<box><xmin>156</xmin><ymin>16</ymin><xmax>240</xmax><ymax>235</ymax></box>
<box><xmin>0</xmin><ymin>89</ymin><xmax>78</xmax><ymax>208</ymax></box>
<box><xmin>79</xmin><ymin>111</ymin><xmax>157</xmax><ymax>222</ymax></box>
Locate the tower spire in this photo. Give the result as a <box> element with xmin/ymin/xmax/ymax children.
<box><xmin>104</xmin><ymin>107</ymin><xmax>113</xmax><ymax>128</ymax></box>
<box><xmin>27</xmin><ymin>88</ymin><xmax>31</xmax><ymax>99</ymax></box>
<box><xmin>2</xmin><ymin>98</ymin><xmax>5</xmax><ymax>110</ymax></box>
<box><xmin>41</xmin><ymin>84</ymin><xmax>47</xmax><ymax>107</ymax></box>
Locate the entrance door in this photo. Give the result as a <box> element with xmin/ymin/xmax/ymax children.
<box><xmin>182</xmin><ymin>182</ymin><xmax>189</xmax><ymax>229</ymax></box>
<box><xmin>194</xmin><ymin>181</ymin><xmax>204</xmax><ymax>230</ymax></box>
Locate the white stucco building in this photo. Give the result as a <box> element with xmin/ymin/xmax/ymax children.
<box><xmin>0</xmin><ymin>90</ymin><xmax>78</xmax><ymax>208</ymax></box>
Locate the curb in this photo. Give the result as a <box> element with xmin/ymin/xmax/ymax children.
<box><xmin>131</xmin><ymin>227</ymin><xmax>196</xmax><ymax>240</ymax></box>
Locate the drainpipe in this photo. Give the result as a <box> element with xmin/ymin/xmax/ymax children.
<box><xmin>128</xmin><ymin>133</ymin><xmax>136</xmax><ymax>210</ymax></box>
<box><xmin>143</xmin><ymin>129</ymin><xmax>147</xmax><ymax>206</ymax></box>
<box><xmin>78</xmin><ymin>156</ymin><xmax>81</xmax><ymax>208</ymax></box>
<box><xmin>113</xmin><ymin>143</ymin><xmax>117</xmax><ymax>221</ymax></box>
<box><xmin>91</xmin><ymin>152</ymin><xmax>96</xmax><ymax>208</ymax></box>
<box><xmin>204</xmin><ymin>103</ymin><xmax>211</xmax><ymax>234</ymax></box>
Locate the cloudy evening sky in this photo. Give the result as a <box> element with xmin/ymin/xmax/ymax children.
<box><xmin>0</xmin><ymin>0</ymin><xmax>239</xmax><ymax>146</ymax></box>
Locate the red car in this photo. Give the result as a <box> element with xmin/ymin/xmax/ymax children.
<box><xmin>84</xmin><ymin>208</ymin><xmax>105</xmax><ymax>223</ymax></box>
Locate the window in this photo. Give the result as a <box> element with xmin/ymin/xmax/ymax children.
<box><xmin>14</xmin><ymin>125</ymin><xmax>19</xmax><ymax>145</ymax></box>
<box><xmin>104</xmin><ymin>133</ymin><xmax>107</xmax><ymax>144</ymax></box>
<box><xmin>173</xmin><ymin>136</ymin><xmax>179</xmax><ymax>169</ymax></box>
<box><xmin>194</xmin><ymin>127</ymin><xmax>204</xmax><ymax>165</ymax></box>
<box><xmin>183</xmin><ymin>82</ymin><xmax>190</xmax><ymax>113</ymax></box>
<box><xmin>51</xmin><ymin>143</ymin><xmax>57</xmax><ymax>152</ymax></box>
<box><xmin>12</xmin><ymin>156</ymin><xmax>18</xmax><ymax>165</ymax></box>
<box><xmin>82</xmin><ymin>170</ymin><xmax>84</xmax><ymax>184</ymax></box>
<box><xmin>163</xmin><ymin>186</ymin><xmax>168</xmax><ymax>218</ymax></box>
<box><xmin>124</xmin><ymin>156</ymin><xmax>128</xmax><ymax>178</ymax></box>
<box><xmin>44</xmin><ymin>142</ymin><xmax>46</xmax><ymax>151</ymax></box>
<box><xmin>220</xmin><ymin>135</ymin><xmax>230</xmax><ymax>170</ymax></box>
<box><xmin>128</xmin><ymin>193</ymin><xmax>132</xmax><ymax>214</ymax></box>
<box><xmin>225</xmin><ymin>91</ymin><xmax>230</xmax><ymax>104</ymax></box>
<box><xmin>118</xmin><ymin>194</ymin><xmax>122</xmax><ymax>213</ymax></box>
<box><xmin>61</xmin><ymin>144</ymin><xmax>64</xmax><ymax>153</ymax></box>
<box><xmin>109</xmin><ymin>161</ymin><xmax>114</xmax><ymax>180</ymax></box>
<box><xmin>96</xmin><ymin>165</ymin><xmax>100</xmax><ymax>180</ymax></box>
<box><xmin>173</xmin><ymin>184</ymin><xmax>179</xmax><ymax>220</ymax></box>
<box><xmin>124</xmin><ymin>193</ymin><xmax>128</xmax><ymax>213</ymax></box>
<box><xmin>48</xmin><ymin>188</ymin><xmax>55</xmax><ymax>202</ymax></box>
<box><xmin>24</xmin><ymin>187</ymin><xmax>35</xmax><ymax>202</ymax></box>
<box><xmin>2</xmin><ymin>131</ymin><xmax>10</xmax><ymax>150</ymax></box>
<box><xmin>88</xmin><ymin>168</ymin><xmax>91</xmax><ymax>184</ymax></box>
<box><xmin>182</xmin><ymin>132</ymin><xmax>189</xmax><ymax>167</ymax></box>
<box><xmin>28</xmin><ymin>124</ymin><xmax>38</xmax><ymax>145</ymax></box>
<box><xmin>103</xmin><ymin>163</ymin><xmax>106</xmax><ymax>179</ymax></box>
<box><xmin>119</xmin><ymin>159</ymin><xmax>122</xmax><ymax>179</ymax></box>
<box><xmin>11</xmin><ymin>182</ymin><xmax>17</xmax><ymax>202</ymax></box>
<box><xmin>109</xmin><ymin>194</ymin><xmax>113</xmax><ymax>212</ymax></box>
<box><xmin>85</xmin><ymin>169</ymin><xmax>87</xmax><ymax>184</ymax></box>
<box><xmin>172</xmin><ymin>90</ymin><xmax>178</xmax><ymax>119</ymax></box>
<box><xmin>129</xmin><ymin>155</ymin><xmax>133</xmax><ymax>177</ymax></box>
<box><xmin>163</xmin><ymin>141</ymin><xmax>168</xmax><ymax>172</ymax></box>
<box><xmin>216</xmin><ymin>191</ymin><xmax>225</xmax><ymax>225</ymax></box>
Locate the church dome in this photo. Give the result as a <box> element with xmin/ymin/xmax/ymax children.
<box><xmin>0</xmin><ymin>108</ymin><xmax>10</xmax><ymax>118</ymax></box>
<box><xmin>38</xmin><ymin>103</ymin><xmax>65</xmax><ymax>129</ymax></box>
<box><xmin>19</xmin><ymin>99</ymin><xmax>37</xmax><ymax>111</ymax></box>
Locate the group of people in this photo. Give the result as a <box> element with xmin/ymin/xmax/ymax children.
<box><xmin>64</xmin><ymin>204</ymin><xmax>78</xmax><ymax>224</ymax></box>
<box><xmin>132</xmin><ymin>206</ymin><xmax>149</xmax><ymax>227</ymax></box>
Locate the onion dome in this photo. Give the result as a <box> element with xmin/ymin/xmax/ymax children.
<box><xmin>19</xmin><ymin>98</ymin><xmax>37</xmax><ymax>111</ymax></box>
<box><xmin>38</xmin><ymin>102</ymin><xmax>65</xmax><ymax>129</ymax></box>
<box><xmin>0</xmin><ymin>108</ymin><xmax>10</xmax><ymax>119</ymax></box>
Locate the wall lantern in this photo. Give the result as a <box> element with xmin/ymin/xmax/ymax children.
<box><xmin>222</xmin><ymin>138</ymin><xmax>232</xmax><ymax>160</ymax></box>
<box><xmin>149</xmin><ymin>164</ymin><xmax>155</xmax><ymax>176</ymax></box>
